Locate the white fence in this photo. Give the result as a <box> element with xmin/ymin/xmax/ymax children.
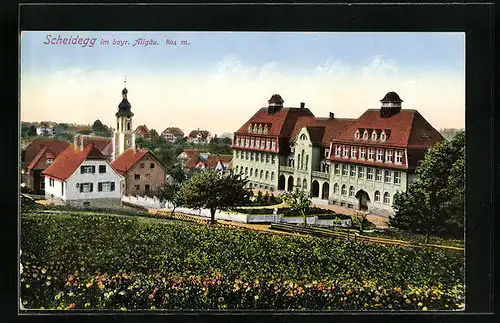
<box><xmin>121</xmin><ymin>195</ymin><xmax>351</xmax><ymax>227</ymax></box>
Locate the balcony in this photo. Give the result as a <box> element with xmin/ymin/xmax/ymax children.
<box><xmin>280</xmin><ymin>165</ymin><xmax>294</xmax><ymax>174</ymax></box>
<box><xmin>312</xmin><ymin>171</ymin><xmax>329</xmax><ymax>180</ymax></box>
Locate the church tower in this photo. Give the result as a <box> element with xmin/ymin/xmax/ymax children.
<box><xmin>112</xmin><ymin>83</ymin><xmax>135</xmax><ymax>161</ymax></box>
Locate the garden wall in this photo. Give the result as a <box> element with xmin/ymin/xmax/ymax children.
<box><xmin>122</xmin><ymin>195</ymin><xmax>351</xmax><ymax>227</ymax></box>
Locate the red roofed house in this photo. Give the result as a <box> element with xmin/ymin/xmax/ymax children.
<box><xmin>42</xmin><ymin>144</ymin><xmax>124</xmax><ymax>207</ymax></box>
<box><xmin>21</xmin><ymin>138</ymin><xmax>70</xmax><ymax>194</ymax></box>
<box><xmin>188</xmin><ymin>129</ymin><xmax>212</xmax><ymax>144</ymax></box>
<box><xmin>232</xmin><ymin>92</ymin><xmax>444</xmax><ymax>217</ymax></box>
<box><xmin>161</xmin><ymin>127</ymin><xmax>184</xmax><ymax>143</ymax></box>
<box><xmin>193</xmin><ymin>154</ymin><xmax>233</xmax><ymax>172</ymax></box>
<box><xmin>112</xmin><ymin>148</ymin><xmax>166</xmax><ymax>197</ymax></box>
<box><xmin>134</xmin><ymin>125</ymin><xmax>149</xmax><ymax>137</ymax></box>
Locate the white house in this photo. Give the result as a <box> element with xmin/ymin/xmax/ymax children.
<box><xmin>42</xmin><ymin>143</ymin><xmax>124</xmax><ymax>207</ymax></box>
<box><xmin>36</xmin><ymin>122</ymin><xmax>56</xmax><ymax>137</ymax></box>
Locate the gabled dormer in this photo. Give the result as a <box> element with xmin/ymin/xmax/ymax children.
<box><xmin>363</xmin><ymin>129</ymin><xmax>370</xmax><ymax>140</ymax></box>
<box><xmin>354</xmin><ymin>129</ymin><xmax>361</xmax><ymax>140</ymax></box>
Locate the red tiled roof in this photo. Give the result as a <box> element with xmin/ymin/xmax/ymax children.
<box><xmin>42</xmin><ymin>144</ymin><xmax>110</xmax><ymax>181</ymax></box>
<box><xmin>134</xmin><ymin>125</ymin><xmax>149</xmax><ymax>136</ymax></box>
<box><xmin>81</xmin><ymin>137</ymin><xmax>112</xmax><ymax>154</ymax></box>
<box><xmin>289</xmin><ymin>116</ymin><xmax>356</xmax><ymax>147</ymax></box>
<box><xmin>332</xmin><ymin>109</ymin><xmax>443</xmax><ymax>148</ymax></box>
<box><xmin>162</xmin><ymin>127</ymin><xmax>184</xmax><ymax>137</ymax></box>
<box><xmin>27</xmin><ymin>146</ymin><xmax>53</xmax><ymax>170</ymax></box>
<box><xmin>235</xmin><ymin>107</ymin><xmax>315</xmax><ymax>137</ymax></box>
<box><xmin>23</xmin><ymin>138</ymin><xmax>70</xmax><ymax>167</ymax></box>
<box><xmin>188</xmin><ymin>130</ymin><xmax>210</xmax><ymax>139</ymax></box>
<box><xmin>111</xmin><ymin>148</ymin><xmax>152</xmax><ymax>174</ymax></box>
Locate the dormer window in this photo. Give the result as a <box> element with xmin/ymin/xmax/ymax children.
<box><xmin>263</xmin><ymin>125</ymin><xmax>269</xmax><ymax>134</ymax></box>
<box><xmin>253</xmin><ymin>124</ymin><xmax>259</xmax><ymax>133</ymax></box>
<box><xmin>380</xmin><ymin>131</ymin><xmax>387</xmax><ymax>141</ymax></box>
<box><xmin>258</xmin><ymin>124</ymin><xmax>263</xmax><ymax>133</ymax></box>
<box><xmin>354</xmin><ymin>130</ymin><xmax>360</xmax><ymax>139</ymax></box>
<box><xmin>371</xmin><ymin>131</ymin><xmax>378</xmax><ymax>140</ymax></box>
<box><xmin>47</xmin><ymin>158</ymin><xmax>53</xmax><ymax>164</ymax></box>
<box><xmin>363</xmin><ymin>130</ymin><xmax>369</xmax><ymax>140</ymax></box>
<box><xmin>248</xmin><ymin>124</ymin><xmax>253</xmax><ymax>133</ymax></box>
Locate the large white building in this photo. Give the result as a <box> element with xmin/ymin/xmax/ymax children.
<box><xmin>231</xmin><ymin>92</ymin><xmax>444</xmax><ymax>217</ymax></box>
<box><xmin>42</xmin><ymin>143</ymin><xmax>124</xmax><ymax>207</ymax></box>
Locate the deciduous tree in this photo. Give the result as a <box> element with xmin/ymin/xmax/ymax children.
<box><xmin>282</xmin><ymin>188</ymin><xmax>312</xmax><ymax>226</ymax></box>
<box><xmin>179</xmin><ymin>170</ymin><xmax>251</xmax><ymax>224</ymax></box>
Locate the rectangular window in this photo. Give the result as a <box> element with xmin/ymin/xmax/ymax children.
<box><xmin>145</xmin><ymin>184</ymin><xmax>150</xmax><ymax>192</ymax></box>
<box><xmin>250</xmin><ymin>139</ymin><xmax>255</xmax><ymax>147</ymax></box>
<box><xmin>377</xmin><ymin>149</ymin><xmax>384</xmax><ymax>162</ymax></box>
<box><xmin>359</xmin><ymin>148</ymin><xmax>366</xmax><ymax>159</ymax></box>
<box><xmin>80</xmin><ymin>182</ymin><xmax>92</xmax><ymax>193</ymax></box>
<box><xmin>99</xmin><ymin>165</ymin><xmax>106</xmax><ymax>173</ymax></box>
<box><xmin>394</xmin><ymin>171</ymin><xmax>402</xmax><ymax>184</ymax></box>
<box><xmin>271</xmin><ymin>141</ymin><xmax>276</xmax><ymax>150</ymax></box>
<box><xmin>140</xmin><ymin>163</ymin><xmax>145</xmax><ymax>168</ymax></box>
<box><xmin>325</xmin><ymin>149</ymin><xmax>330</xmax><ymax>158</ymax></box>
<box><xmin>271</xmin><ymin>155</ymin><xmax>275</xmax><ymax>164</ymax></box>
<box><xmin>386</xmin><ymin>150</ymin><xmax>393</xmax><ymax>162</ymax></box>
<box><xmin>350</xmin><ymin>147</ymin><xmax>357</xmax><ymax>159</ymax></box>
<box><xmin>49</xmin><ymin>178</ymin><xmax>54</xmax><ymax>187</ymax></box>
<box><xmin>395</xmin><ymin>151</ymin><xmax>403</xmax><ymax>164</ymax></box>
<box><xmin>98</xmin><ymin>182</ymin><xmax>112</xmax><ymax>192</ymax></box>
<box><xmin>334</xmin><ymin>164</ymin><xmax>340</xmax><ymax>175</ymax></box>
<box><xmin>342</xmin><ymin>165</ymin><xmax>348</xmax><ymax>176</ymax></box>
<box><xmin>80</xmin><ymin>165</ymin><xmax>94</xmax><ymax>174</ymax></box>
<box><xmin>368</xmin><ymin>148</ymin><xmax>375</xmax><ymax>160</ymax></box>
<box><xmin>266</xmin><ymin>154</ymin><xmax>270</xmax><ymax>163</ymax></box>
<box><xmin>150</xmin><ymin>163</ymin><xmax>155</xmax><ymax>168</ymax></box>
<box><xmin>134</xmin><ymin>174</ymin><xmax>140</xmax><ymax>180</ymax></box>
<box><xmin>367</xmin><ymin>167</ymin><xmax>373</xmax><ymax>180</ymax></box>
<box><xmin>335</xmin><ymin>146</ymin><xmax>341</xmax><ymax>157</ymax></box>
<box><xmin>384</xmin><ymin>170</ymin><xmax>392</xmax><ymax>183</ymax></box>
<box><xmin>134</xmin><ymin>185</ymin><xmax>140</xmax><ymax>190</ymax></box>
<box><xmin>350</xmin><ymin>165</ymin><xmax>356</xmax><ymax>177</ymax></box>
<box><xmin>256</xmin><ymin>139</ymin><xmax>260</xmax><ymax>147</ymax></box>
<box><xmin>358</xmin><ymin>166</ymin><xmax>364</xmax><ymax>178</ymax></box>
<box><xmin>261</xmin><ymin>140</ymin><xmax>265</xmax><ymax>149</ymax></box>
<box><xmin>145</xmin><ymin>173</ymin><xmax>150</xmax><ymax>179</ymax></box>
<box><xmin>246</xmin><ymin>138</ymin><xmax>250</xmax><ymax>147</ymax></box>
<box><xmin>375</xmin><ymin>169</ymin><xmax>382</xmax><ymax>182</ymax></box>
<box><xmin>266</xmin><ymin>140</ymin><xmax>270</xmax><ymax>149</ymax></box>
<box><xmin>342</xmin><ymin>146</ymin><xmax>349</xmax><ymax>158</ymax></box>
<box><xmin>250</xmin><ymin>153</ymin><xmax>254</xmax><ymax>161</ymax></box>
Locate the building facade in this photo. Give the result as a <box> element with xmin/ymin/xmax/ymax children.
<box><xmin>161</xmin><ymin>127</ymin><xmax>184</xmax><ymax>143</ymax></box>
<box><xmin>42</xmin><ymin>144</ymin><xmax>124</xmax><ymax>207</ymax></box>
<box><xmin>232</xmin><ymin>92</ymin><xmax>444</xmax><ymax>217</ymax></box>
<box><xmin>112</xmin><ymin>148</ymin><xmax>166</xmax><ymax>196</ymax></box>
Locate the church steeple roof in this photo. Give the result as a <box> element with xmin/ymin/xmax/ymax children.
<box><xmin>116</xmin><ymin>81</ymin><xmax>134</xmax><ymax>118</ymax></box>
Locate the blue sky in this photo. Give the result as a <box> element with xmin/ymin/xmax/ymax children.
<box><xmin>21</xmin><ymin>32</ymin><xmax>465</xmax><ymax>134</ymax></box>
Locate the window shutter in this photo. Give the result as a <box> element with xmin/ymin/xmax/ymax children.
<box><xmin>80</xmin><ymin>184</ymin><xmax>83</xmax><ymax>192</ymax></box>
<box><xmin>111</xmin><ymin>182</ymin><xmax>115</xmax><ymax>191</ymax></box>
<box><xmin>90</xmin><ymin>183</ymin><xmax>93</xmax><ymax>192</ymax></box>
<box><xmin>98</xmin><ymin>182</ymin><xmax>102</xmax><ymax>192</ymax></box>
<box><xmin>92</xmin><ymin>166</ymin><xmax>96</xmax><ymax>173</ymax></box>
<box><xmin>80</xmin><ymin>166</ymin><xmax>84</xmax><ymax>174</ymax></box>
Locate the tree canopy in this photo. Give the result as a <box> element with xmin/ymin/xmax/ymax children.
<box><xmin>179</xmin><ymin>170</ymin><xmax>251</xmax><ymax>224</ymax></box>
<box><xmin>390</xmin><ymin>131</ymin><xmax>465</xmax><ymax>241</ymax></box>
<box><xmin>282</xmin><ymin>188</ymin><xmax>312</xmax><ymax>226</ymax></box>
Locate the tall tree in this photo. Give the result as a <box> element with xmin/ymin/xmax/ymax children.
<box><xmin>390</xmin><ymin>131</ymin><xmax>465</xmax><ymax>241</ymax></box>
<box><xmin>179</xmin><ymin>170</ymin><xmax>251</xmax><ymax>224</ymax></box>
<box><xmin>156</xmin><ymin>181</ymin><xmax>185</xmax><ymax>216</ymax></box>
<box><xmin>282</xmin><ymin>187</ymin><xmax>312</xmax><ymax>226</ymax></box>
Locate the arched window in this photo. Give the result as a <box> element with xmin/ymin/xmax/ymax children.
<box><xmin>300</xmin><ymin>134</ymin><xmax>307</xmax><ymax>141</ymax></box>
<box><xmin>363</xmin><ymin>130</ymin><xmax>369</xmax><ymax>140</ymax></box>
<box><xmin>116</xmin><ymin>120</ymin><xmax>119</xmax><ymax>131</ymax></box>
<box><xmin>297</xmin><ymin>155</ymin><xmax>301</xmax><ymax>169</ymax></box>
<box><xmin>303</xmin><ymin>179</ymin><xmax>308</xmax><ymax>190</ymax></box>
<box><xmin>297</xmin><ymin>178</ymin><xmax>302</xmax><ymax>188</ymax></box>
<box><xmin>341</xmin><ymin>184</ymin><xmax>347</xmax><ymax>196</ymax></box>
<box><xmin>374</xmin><ymin>190</ymin><xmax>381</xmax><ymax>202</ymax></box>
<box><xmin>380</xmin><ymin>131</ymin><xmax>386</xmax><ymax>141</ymax></box>
<box><xmin>372</xmin><ymin>131</ymin><xmax>378</xmax><ymax>140</ymax></box>
<box><xmin>354</xmin><ymin>129</ymin><xmax>360</xmax><ymax>139</ymax></box>
<box><xmin>271</xmin><ymin>172</ymin><xmax>275</xmax><ymax>181</ymax></box>
<box><xmin>250</xmin><ymin>168</ymin><xmax>253</xmax><ymax>177</ymax></box>
<box><xmin>126</xmin><ymin>121</ymin><xmax>131</xmax><ymax>131</ymax></box>
<box><xmin>260</xmin><ymin>170</ymin><xmax>264</xmax><ymax>179</ymax></box>
<box><xmin>245</xmin><ymin>167</ymin><xmax>248</xmax><ymax>175</ymax></box>
<box><xmin>333</xmin><ymin>183</ymin><xmax>339</xmax><ymax>194</ymax></box>
<box><xmin>301</xmin><ymin>150</ymin><xmax>305</xmax><ymax>169</ymax></box>
<box><xmin>349</xmin><ymin>186</ymin><xmax>355</xmax><ymax>197</ymax></box>
<box><xmin>265</xmin><ymin>171</ymin><xmax>269</xmax><ymax>180</ymax></box>
<box><xmin>305</xmin><ymin>155</ymin><xmax>309</xmax><ymax>170</ymax></box>
<box><xmin>383</xmin><ymin>192</ymin><xmax>391</xmax><ymax>204</ymax></box>
<box><xmin>235</xmin><ymin>165</ymin><xmax>239</xmax><ymax>173</ymax></box>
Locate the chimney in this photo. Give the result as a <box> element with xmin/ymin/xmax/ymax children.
<box><xmin>300</xmin><ymin>102</ymin><xmax>305</xmax><ymax>109</ymax></box>
<box><xmin>329</xmin><ymin>112</ymin><xmax>335</xmax><ymax>120</ymax></box>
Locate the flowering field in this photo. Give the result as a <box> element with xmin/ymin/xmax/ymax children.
<box><xmin>20</xmin><ymin>212</ymin><xmax>465</xmax><ymax>311</ymax></box>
